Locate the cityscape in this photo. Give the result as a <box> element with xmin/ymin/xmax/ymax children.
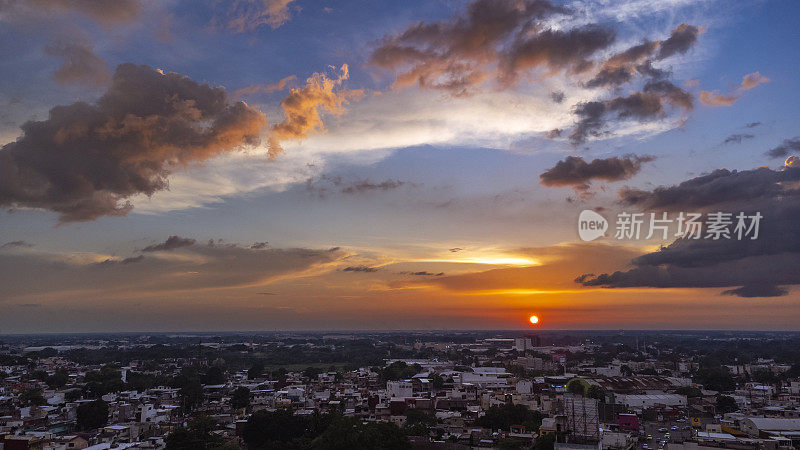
<box><xmin>1</xmin><ymin>331</ymin><xmax>800</xmax><ymax>449</ymax></box>
<box><xmin>1</xmin><ymin>0</ymin><xmax>800</xmax><ymax>448</ymax></box>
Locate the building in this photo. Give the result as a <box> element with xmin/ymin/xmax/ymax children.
<box><xmin>739</xmin><ymin>417</ymin><xmax>800</xmax><ymax>440</ymax></box>
<box><xmin>617</xmin><ymin>393</ymin><xmax>688</xmax><ymax>409</ymax></box>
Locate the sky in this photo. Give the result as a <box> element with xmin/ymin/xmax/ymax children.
<box><xmin>1</xmin><ymin>0</ymin><xmax>799</xmax><ymax>333</ymax></box>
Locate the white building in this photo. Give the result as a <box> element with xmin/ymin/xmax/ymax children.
<box><xmin>617</xmin><ymin>393</ymin><xmax>687</xmax><ymax>409</ymax></box>
<box><xmin>387</xmin><ymin>381</ymin><xmax>413</xmax><ymax>399</ymax></box>
<box><xmin>460</xmin><ymin>367</ymin><xmax>511</xmax><ymax>388</ymax></box>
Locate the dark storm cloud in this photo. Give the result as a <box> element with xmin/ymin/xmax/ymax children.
<box><xmin>545</xmin><ymin>128</ymin><xmax>562</xmax><ymax>139</ymax></box>
<box><xmin>723</xmin><ymin>284</ymin><xmax>788</xmax><ymax>298</ymax></box>
<box><xmin>499</xmin><ymin>25</ymin><xmax>615</xmax><ymax>84</ymax></box>
<box><xmin>45</xmin><ymin>40</ymin><xmax>110</xmax><ymax>86</ymax></box>
<box><xmin>569</xmin><ymin>85</ymin><xmax>692</xmax><ymax>144</ymax></box>
<box><xmin>722</xmin><ymin>133</ymin><xmax>754</xmax><ymax>145</ymax></box>
<box><xmin>341</xmin><ymin>179</ymin><xmax>407</xmax><ymax>194</ymax></box>
<box><xmin>539</xmin><ymin>155</ymin><xmax>654</xmax><ymax>191</ymax></box>
<box><xmin>370</xmin><ymin>0</ymin><xmax>614</xmax><ymax>95</ymax></box>
<box><xmin>569</xmin><ymin>101</ymin><xmax>606</xmax><ymax>145</ymax></box>
<box><xmin>401</xmin><ymin>271</ymin><xmax>444</xmax><ymax>276</ymax></box>
<box><xmin>250</xmin><ymin>242</ymin><xmax>269</xmax><ymax>249</ymax></box>
<box><xmin>745</xmin><ymin>122</ymin><xmax>762</xmax><ymax>128</ymax></box>
<box><xmin>141</xmin><ymin>236</ymin><xmax>196</xmax><ymax>252</ymax></box>
<box><xmin>656</xmin><ymin>23</ymin><xmax>702</xmax><ymax>60</ymax></box>
<box><xmin>586</xmin><ymin>40</ymin><xmax>659</xmax><ymax>88</ymax></box>
<box><xmin>0</xmin><ymin>0</ymin><xmax>143</xmax><ymax>25</ymax></box>
<box><xmin>0</xmin><ymin>63</ymin><xmax>267</xmax><ymax>222</ymax></box>
<box><xmin>306</xmin><ymin>175</ymin><xmax>412</xmax><ymax>197</ymax></box>
<box><xmin>1</xmin><ymin>240</ymin><xmax>33</xmax><ymax>249</ymax></box>
<box><xmin>578</xmin><ymin>165</ymin><xmax>800</xmax><ymax>297</ymax></box>
<box><xmin>608</xmin><ymin>92</ymin><xmax>667</xmax><ymax>118</ymax></box>
<box><xmin>586</xmin><ymin>24</ymin><xmax>701</xmax><ymax>89</ymax></box>
<box><xmin>342</xmin><ymin>265</ymin><xmax>380</xmax><ymax>273</ymax></box>
<box><xmin>578</xmin><ymin>253</ymin><xmax>800</xmax><ymax>298</ymax></box>
<box><xmin>550</xmin><ymin>91</ymin><xmax>565</xmax><ymax>103</ymax></box>
<box><xmin>765</xmin><ymin>137</ymin><xmax>800</xmax><ymax>159</ymax></box>
<box><xmin>0</xmin><ymin>240</ymin><xmax>347</xmax><ymax>299</ymax></box>
<box><xmin>643</xmin><ymin>80</ymin><xmax>693</xmax><ymax>110</ymax></box>
<box><xmin>619</xmin><ymin>167</ymin><xmax>800</xmax><ymax>211</ymax></box>
<box><xmin>569</xmin><ymin>24</ymin><xmax>700</xmax><ymax>143</ymax></box>
<box><xmin>97</xmin><ymin>255</ymin><xmax>145</xmax><ymax>266</ymax></box>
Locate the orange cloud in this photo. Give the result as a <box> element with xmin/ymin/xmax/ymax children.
<box><xmin>740</xmin><ymin>71</ymin><xmax>770</xmax><ymax>90</ymax></box>
<box><xmin>223</xmin><ymin>0</ymin><xmax>296</xmax><ymax>32</ymax></box>
<box><xmin>233</xmin><ymin>75</ymin><xmax>297</xmax><ymax>99</ymax></box>
<box><xmin>699</xmin><ymin>90</ymin><xmax>738</xmax><ymax>107</ymax></box>
<box><xmin>699</xmin><ymin>71</ymin><xmax>770</xmax><ymax>107</ymax></box>
<box><xmin>268</xmin><ymin>64</ymin><xmax>364</xmax><ymax>157</ymax></box>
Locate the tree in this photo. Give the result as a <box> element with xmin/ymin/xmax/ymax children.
<box><xmin>32</xmin><ymin>370</ymin><xmax>49</xmax><ymax>381</ymax></box>
<box><xmin>696</xmin><ymin>366</ymin><xmax>735</xmax><ymax>392</ymax></box>
<box><xmin>203</xmin><ymin>366</ymin><xmax>226</xmax><ymax>385</ymax></box>
<box><xmin>676</xmin><ymin>386</ymin><xmax>703</xmax><ymax>398</ymax></box>
<box><xmin>46</xmin><ymin>369</ymin><xmax>69</xmax><ymax>389</ymax></box>
<box><xmin>311</xmin><ymin>417</ymin><xmax>410</xmax><ymax>450</ymax></box>
<box><xmin>404</xmin><ymin>408</ymin><xmax>436</xmax><ymax>436</ymax></box>
<box><xmin>242</xmin><ymin>409</ymin><xmax>311</xmax><ymax>448</ymax></box>
<box><xmin>166</xmin><ymin>415</ymin><xmax>234</xmax><ymax>449</ymax></box>
<box><xmin>498</xmin><ymin>439</ymin><xmax>526</xmax><ymax>450</ymax></box>
<box><xmin>83</xmin><ymin>366</ymin><xmax>125</xmax><ymax>398</ymax></box>
<box><xmin>535</xmin><ymin>432</ymin><xmax>556</xmax><ymax>450</ymax></box>
<box><xmin>248</xmin><ymin>362</ymin><xmax>264</xmax><ymax>380</ymax></box>
<box><xmin>431</xmin><ymin>373</ymin><xmax>445</xmax><ymax>390</ymax></box>
<box><xmin>303</xmin><ymin>366</ymin><xmax>323</xmax><ymax>380</ymax></box>
<box><xmin>65</xmin><ymin>389</ymin><xmax>82</xmax><ymax>402</ymax></box>
<box><xmin>587</xmin><ymin>385</ymin><xmax>605</xmax><ymax>401</ymax></box>
<box><xmin>476</xmin><ymin>404</ymin><xmax>543</xmax><ymax>432</ymax></box>
<box><xmin>566</xmin><ymin>378</ymin><xmax>588</xmax><ymax>396</ymax></box>
<box><xmin>179</xmin><ymin>380</ymin><xmax>204</xmax><ymax>411</ymax></box>
<box><xmin>19</xmin><ymin>388</ymin><xmax>45</xmax><ymax>406</ymax></box>
<box><xmin>231</xmin><ymin>386</ymin><xmax>250</xmax><ymax>410</ymax></box>
<box><xmin>77</xmin><ymin>399</ymin><xmax>109</xmax><ymax>431</ymax></box>
<box><xmin>506</xmin><ymin>364</ymin><xmax>526</xmax><ymax>378</ymax></box>
<box><xmin>716</xmin><ymin>395</ymin><xmax>739</xmax><ymax>414</ymax></box>
<box><xmin>751</xmin><ymin>369</ymin><xmax>776</xmax><ymax>384</ymax></box>
<box><xmin>380</xmin><ymin>361</ymin><xmax>422</xmax><ymax>381</ymax></box>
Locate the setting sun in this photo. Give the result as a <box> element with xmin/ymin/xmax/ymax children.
<box><xmin>529</xmin><ymin>315</ymin><xmax>539</xmax><ymax>324</ymax></box>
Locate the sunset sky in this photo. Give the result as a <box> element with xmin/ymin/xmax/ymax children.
<box><xmin>1</xmin><ymin>0</ymin><xmax>799</xmax><ymax>333</ymax></box>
